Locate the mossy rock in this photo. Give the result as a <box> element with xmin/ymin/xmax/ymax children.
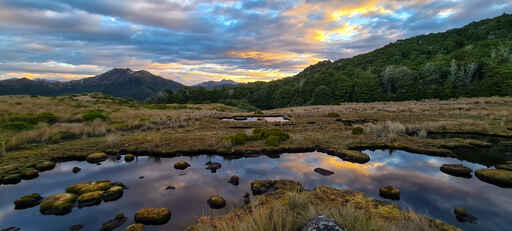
<box><xmin>454</xmin><ymin>208</ymin><xmax>477</xmax><ymax>223</ymax></box>
<box><xmin>207</xmin><ymin>196</ymin><xmax>226</xmax><ymax>209</ymax></box>
<box><xmin>134</xmin><ymin>208</ymin><xmax>171</xmax><ymax>225</ymax></box>
<box><xmin>251</xmin><ymin>180</ymin><xmax>274</xmax><ymax>195</ymax></box>
<box><xmin>174</xmin><ymin>161</ymin><xmax>191</xmax><ymax>170</ymax></box>
<box><xmin>228</xmin><ymin>175</ymin><xmax>239</xmax><ymax>186</ymax></box>
<box><xmin>440</xmin><ymin>164</ymin><xmax>472</xmax><ymax>178</ymax></box>
<box><xmin>3</xmin><ymin>174</ymin><xmax>22</xmax><ymax>184</ymax></box>
<box><xmin>379</xmin><ymin>186</ymin><xmax>400</xmax><ymax>200</ymax></box>
<box><xmin>72</xmin><ymin>167</ymin><xmax>81</xmax><ymax>174</ymax></box>
<box><xmin>66</xmin><ymin>180</ymin><xmax>113</xmax><ymax>195</ymax></box>
<box><xmin>205</xmin><ymin>162</ymin><xmax>222</xmax><ymax>173</ymax></box>
<box><xmin>101</xmin><ymin>213</ymin><xmax>127</xmax><ymax>231</ymax></box>
<box><xmin>78</xmin><ymin>191</ymin><xmax>104</xmax><ymax>207</ymax></box>
<box><xmin>86</xmin><ymin>152</ymin><xmax>108</xmax><ymax>163</ymax></box>
<box><xmin>103</xmin><ymin>186</ymin><xmax>124</xmax><ymax>202</ymax></box>
<box><xmin>14</xmin><ymin>193</ymin><xmax>43</xmax><ymax>209</ymax></box>
<box><xmin>35</xmin><ymin>161</ymin><xmax>56</xmax><ymax>171</ymax></box>
<box><xmin>21</xmin><ymin>168</ymin><xmax>40</xmax><ymax>180</ymax></box>
<box><xmin>339</xmin><ymin>150</ymin><xmax>370</xmax><ymax>164</ymax></box>
<box><xmin>40</xmin><ymin>193</ymin><xmax>77</xmax><ymax>215</ymax></box>
<box><xmin>475</xmin><ymin>169</ymin><xmax>512</xmax><ymax>187</ymax></box>
<box><xmin>125</xmin><ymin>154</ymin><xmax>135</xmax><ymax>162</ymax></box>
<box><xmin>124</xmin><ymin>224</ymin><xmax>144</xmax><ymax>231</ymax></box>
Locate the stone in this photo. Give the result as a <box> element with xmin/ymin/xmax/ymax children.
<box><xmin>69</xmin><ymin>224</ymin><xmax>84</xmax><ymax>231</ymax></box>
<box><xmin>14</xmin><ymin>193</ymin><xmax>43</xmax><ymax>209</ymax></box>
<box><xmin>3</xmin><ymin>174</ymin><xmax>21</xmax><ymax>184</ymax></box>
<box><xmin>134</xmin><ymin>208</ymin><xmax>171</xmax><ymax>225</ymax></box>
<box><xmin>101</xmin><ymin>213</ymin><xmax>127</xmax><ymax>231</ymax></box>
<box><xmin>165</xmin><ymin>186</ymin><xmax>176</xmax><ymax>190</ymax></box>
<box><xmin>40</xmin><ymin>193</ymin><xmax>77</xmax><ymax>215</ymax></box>
<box><xmin>124</xmin><ymin>224</ymin><xmax>144</xmax><ymax>231</ymax></box>
<box><xmin>251</xmin><ymin>180</ymin><xmax>274</xmax><ymax>195</ymax></box>
<box><xmin>228</xmin><ymin>175</ymin><xmax>239</xmax><ymax>186</ymax></box>
<box><xmin>66</xmin><ymin>180</ymin><xmax>113</xmax><ymax>195</ymax></box>
<box><xmin>243</xmin><ymin>193</ymin><xmax>250</xmax><ymax>205</ymax></box>
<box><xmin>454</xmin><ymin>208</ymin><xmax>477</xmax><ymax>223</ymax></box>
<box><xmin>302</xmin><ymin>216</ymin><xmax>347</xmax><ymax>231</ymax></box>
<box><xmin>174</xmin><ymin>161</ymin><xmax>190</xmax><ymax>170</ymax></box>
<box><xmin>379</xmin><ymin>185</ymin><xmax>400</xmax><ymax>200</ymax></box>
<box><xmin>78</xmin><ymin>191</ymin><xmax>104</xmax><ymax>207</ymax></box>
<box><xmin>338</xmin><ymin>150</ymin><xmax>370</xmax><ymax>164</ymax></box>
<box><xmin>314</xmin><ymin>168</ymin><xmax>334</xmax><ymax>176</ymax></box>
<box><xmin>86</xmin><ymin>152</ymin><xmax>108</xmax><ymax>163</ymax></box>
<box><xmin>72</xmin><ymin>167</ymin><xmax>81</xmax><ymax>174</ymax></box>
<box><xmin>103</xmin><ymin>186</ymin><xmax>124</xmax><ymax>202</ymax></box>
<box><xmin>21</xmin><ymin>168</ymin><xmax>39</xmax><ymax>180</ymax></box>
<box><xmin>125</xmin><ymin>154</ymin><xmax>135</xmax><ymax>162</ymax></box>
<box><xmin>475</xmin><ymin>169</ymin><xmax>512</xmax><ymax>187</ymax></box>
<box><xmin>440</xmin><ymin>164</ymin><xmax>472</xmax><ymax>178</ymax></box>
<box><xmin>35</xmin><ymin>161</ymin><xmax>56</xmax><ymax>171</ymax></box>
<box><xmin>205</xmin><ymin>162</ymin><xmax>222</xmax><ymax>173</ymax></box>
<box><xmin>207</xmin><ymin>196</ymin><xmax>226</xmax><ymax>209</ymax></box>
<box><xmin>1</xmin><ymin>227</ymin><xmax>20</xmax><ymax>231</ymax></box>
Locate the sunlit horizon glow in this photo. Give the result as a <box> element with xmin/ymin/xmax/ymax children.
<box><xmin>0</xmin><ymin>0</ymin><xmax>510</xmax><ymax>85</ymax></box>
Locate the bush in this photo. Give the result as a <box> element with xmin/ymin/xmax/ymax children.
<box><xmin>352</xmin><ymin>127</ymin><xmax>364</xmax><ymax>135</ymax></box>
<box><xmin>230</xmin><ymin>133</ymin><xmax>249</xmax><ymax>146</ymax></box>
<box><xmin>265</xmin><ymin>135</ymin><xmax>281</xmax><ymax>147</ymax></box>
<box><xmin>326</xmin><ymin>112</ymin><xmax>341</xmax><ymax>118</ymax></box>
<box><xmin>82</xmin><ymin>110</ymin><xmax>108</xmax><ymax>121</ymax></box>
<box><xmin>1</xmin><ymin>122</ymin><xmax>34</xmax><ymax>131</ymax></box>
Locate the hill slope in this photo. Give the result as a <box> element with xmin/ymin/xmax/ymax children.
<box><xmin>0</xmin><ymin>68</ymin><xmax>184</xmax><ymax>100</ymax></box>
<box><xmin>162</xmin><ymin>13</ymin><xmax>512</xmax><ymax>109</ymax></box>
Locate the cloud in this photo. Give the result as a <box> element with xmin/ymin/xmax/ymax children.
<box><xmin>0</xmin><ymin>0</ymin><xmax>510</xmax><ymax>84</ymax></box>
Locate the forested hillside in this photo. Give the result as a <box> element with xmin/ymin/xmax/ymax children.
<box><xmin>162</xmin><ymin>14</ymin><xmax>512</xmax><ymax>110</ymax></box>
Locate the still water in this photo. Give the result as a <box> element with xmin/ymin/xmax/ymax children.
<box><xmin>1</xmin><ymin>150</ymin><xmax>510</xmax><ymax>231</ymax></box>
<box><xmin>221</xmin><ymin>116</ymin><xmax>289</xmax><ymax>122</ymax></box>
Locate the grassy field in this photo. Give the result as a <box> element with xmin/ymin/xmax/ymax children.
<box><xmin>1</xmin><ymin>94</ymin><xmax>511</xmax><ymax>230</ymax></box>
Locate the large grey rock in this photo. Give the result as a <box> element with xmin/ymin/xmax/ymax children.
<box><xmin>302</xmin><ymin>216</ymin><xmax>347</xmax><ymax>231</ymax></box>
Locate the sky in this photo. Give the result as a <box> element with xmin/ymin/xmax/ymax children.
<box><xmin>0</xmin><ymin>0</ymin><xmax>510</xmax><ymax>85</ymax></box>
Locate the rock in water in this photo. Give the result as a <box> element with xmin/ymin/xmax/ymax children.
<box><xmin>101</xmin><ymin>213</ymin><xmax>127</xmax><ymax>231</ymax></box>
<box><xmin>124</xmin><ymin>224</ymin><xmax>144</xmax><ymax>231</ymax></box>
<box><xmin>228</xmin><ymin>175</ymin><xmax>239</xmax><ymax>185</ymax></box>
<box><xmin>1</xmin><ymin>227</ymin><xmax>21</xmax><ymax>231</ymax></box>
<box><xmin>72</xmin><ymin>167</ymin><xmax>81</xmax><ymax>174</ymax></box>
<box><xmin>35</xmin><ymin>161</ymin><xmax>56</xmax><ymax>171</ymax></box>
<box><xmin>314</xmin><ymin>168</ymin><xmax>334</xmax><ymax>176</ymax></box>
<box><xmin>21</xmin><ymin>168</ymin><xmax>39</xmax><ymax>180</ymax></box>
<box><xmin>174</xmin><ymin>161</ymin><xmax>190</xmax><ymax>170</ymax></box>
<box><xmin>77</xmin><ymin>191</ymin><xmax>104</xmax><ymax>207</ymax></box>
<box><xmin>69</xmin><ymin>224</ymin><xmax>84</xmax><ymax>231</ymax></box>
<box><xmin>134</xmin><ymin>208</ymin><xmax>171</xmax><ymax>225</ymax></box>
<box><xmin>475</xmin><ymin>169</ymin><xmax>512</xmax><ymax>187</ymax></box>
<box><xmin>14</xmin><ymin>193</ymin><xmax>43</xmax><ymax>209</ymax></box>
<box><xmin>86</xmin><ymin>152</ymin><xmax>108</xmax><ymax>163</ymax></box>
<box><xmin>40</xmin><ymin>193</ymin><xmax>77</xmax><ymax>215</ymax></box>
<box><xmin>302</xmin><ymin>216</ymin><xmax>347</xmax><ymax>231</ymax></box>
<box><xmin>205</xmin><ymin>162</ymin><xmax>222</xmax><ymax>173</ymax></box>
<box><xmin>125</xmin><ymin>154</ymin><xmax>135</xmax><ymax>162</ymax></box>
<box><xmin>379</xmin><ymin>185</ymin><xmax>400</xmax><ymax>200</ymax></box>
<box><xmin>454</xmin><ymin>208</ymin><xmax>477</xmax><ymax>223</ymax></box>
<box><xmin>207</xmin><ymin>196</ymin><xmax>226</xmax><ymax>209</ymax></box>
<box><xmin>440</xmin><ymin>164</ymin><xmax>472</xmax><ymax>178</ymax></box>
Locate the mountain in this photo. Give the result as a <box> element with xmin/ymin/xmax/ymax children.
<box><xmin>194</xmin><ymin>79</ymin><xmax>240</xmax><ymax>89</ymax></box>
<box><xmin>0</xmin><ymin>68</ymin><xmax>184</xmax><ymax>100</ymax></box>
<box><xmin>161</xmin><ymin>13</ymin><xmax>512</xmax><ymax>109</ymax></box>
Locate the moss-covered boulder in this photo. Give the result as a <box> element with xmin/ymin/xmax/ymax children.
<box><xmin>454</xmin><ymin>208</ymin><xmax>477</xmax><ymax>223</ymax></box>
<box><xmin>228</xmin><ymin>175</ymin><xmax>239</xmax><ymax>186</ymax></box>
<box><xmin>86</xmin><ymin>152</ymin><xmax>108</xmax><ymax>163</ymax></box>
<box><xmin>125</xmin><ymin>154</ymin><xmax>135</xmax><ymax>162</ymax></box>
<box><xmin>134</xmin><ymin>208</ymin><xmax>171</xmax><ymax>225</ymax></box>
<box><xmin>40</xmin><ymin>193</ymin><xmax>77</xmax><ymax>215</ymax></box>
<box><xmin>35</xmin><ymin>161</ymin><xmax>56</xmax><ymax>171</ymax></box>
<box><xmin>66</xmin><ymin>180</ymin><xmax>113</xmax><ymax>195</ymax></box>
<box><xmin>21</xmin><ymin>168</ymin><xmax>40</xmax><ymax>180</ymax></box>
<box><xmin>124</xmin><ymin>224</ymin><xmax>144</xmax><ymax>231</ymax></box>
<box><xmin>440</xmin><ymin>164</ymin><xmax>472</xmax><ymax>178</ymax></box>
<box><xmin>103</xmin><ymin>186</ymin><xmax>124</xmax><ymax>202</ymax></box>
<box><xmin>251</xmin><ymin>180</ymin><xmax>274</xmax><ymax>195</ymax></box>
<box><xmin>207</xmin><ymin>196</ymin><xmax>226</xmax><ymax>209</ymax></box>
<box><xmin>14</xmin><ymin>193</ymin><xmax>43</xmax><ymax>209</ymax></box>
<box><xmin>475</xmin><ymin>169</ymin><xmax>512</xmax><ymax>187</ymax></box>
<box><xmin>101</xmin><ymin>213</ymin><xmax>127</xmax><ymax>231</ymax></box>
<box><xmin>338</xmin><ymin>150</ymin><xmax>370</xmax><ymax>164</ymax></box>
<box><xmin>72</xmin><ymin>167</ymin><xmax>81</xmax><ymax>174</ymax></box>
<box><xmin>314</xmin><ymin>168</ymin><xmax>334</xmax><ymax>176</ymax></box>
<box><xmin>3</xmin><ymin>174</ymin><xmax>22</xmax><ymax>184</ymax></box>
<box><xmin>78</xmin><ymin>191</ymin><xmax>104</xmax><ymax>207</ymax></box>
<box><xmin>379</xmin><ymin>186</ymin><xmax>400</xmax><ymax>200</ymax></box>
<box><xmin>205</xmin><ymin>162</ymin><xmax>222</xmax><ymax>173</ymax></box>
<box><xmin>174</xmin><ymin>161</ymin><xmax>190</xmax><ymax>170</ymax></box>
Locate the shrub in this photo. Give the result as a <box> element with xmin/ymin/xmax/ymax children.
<box><xmin>230</xmin><ymin>133</ymin><xmax>249</xmax><ymax>146</ymax></box>
<box><xmin>82</xmin><ymin>110</ymin><xmax>108</xmax><ymax>121</ymax></box>
<box><xmin>254</xmin><ymin>111</ymin><xmax>264</xmax><ymax>115</ymax></box>
<box><xmin>264</xmin><ymin>135</ymin><xmax>281</xmax><ymax>147</ymax></box>
<box><xmin>1</xmin><ymin>122</ymin><xmax>34</xmax><ymax>131</ymax></box>
<box><xmin>352</xmin><ymin>127</ymin><xmax>364</xmax><ymax>135</ymax></box>
<box><xmin>326</xmin><ymin>112</ymin><xmax>341</xmax><ymax>118</ymax></box>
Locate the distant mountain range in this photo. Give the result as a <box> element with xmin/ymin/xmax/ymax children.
<box><xmin>0</xmin><ymin>69</ymin><xmax>238</xmax><ymax>100</ymax></box>
<box><xmin>193</xmin><ymin>79</ymin><xmax>240</xmax><ymax>89</ymax></box>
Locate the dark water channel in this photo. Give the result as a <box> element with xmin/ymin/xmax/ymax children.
<box><xmin>1</xmin><ymin>150</ymin><xmax>510</xmax><ymax>231</ymax></box>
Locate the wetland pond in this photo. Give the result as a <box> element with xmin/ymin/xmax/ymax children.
<box><xmin>1</xmin><ymin>150</ymin><xmax>511</xmax><ymax>231</ymax></box>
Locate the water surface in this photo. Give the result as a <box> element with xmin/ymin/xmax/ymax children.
<box><xmin>1</xmin><ymin>150</ymin><xmax>510</xmax><ymax>231</ymax></box>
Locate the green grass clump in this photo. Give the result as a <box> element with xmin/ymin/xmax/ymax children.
<box><xmin>230</xmin><ymin>133</ymin><xmax>249</xmax><ymax>146</ymax></box>
<box><xmin>264</xmin><ymin>135</ymin><xmax>281</xmax><ymax>147</ymax></box>
<box><xmin>4</xmin><ymin>112</ymin><xmax>57</xmax><ymax>127</ymax></box>
<box><xmin>252</xmin><ymin>128</ymin><xmax>290</xmax><ymax>142</ymax></box>
<box><xmin>326</xmin><ymin>112</ymin><xmax>340</xmax><ymax>118</ymax></box>
<box><xmin>82</xmin><ymin>110</ymin><xmax>108</xmax><ymax>121</ymax></box>
<box><xmin>144</xmin><ymin>104</ymin><xmax>169</xmax><ymax>110</ymax></box>
<box><xmin>1</xmin><ymin>122</ymin><xmax>34</xmax><ymax>131</ymax></box>
<box><xmin>352</xmin><ymin>127</ymin><xmax>364</xmax><ymax>135</ymax></box>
